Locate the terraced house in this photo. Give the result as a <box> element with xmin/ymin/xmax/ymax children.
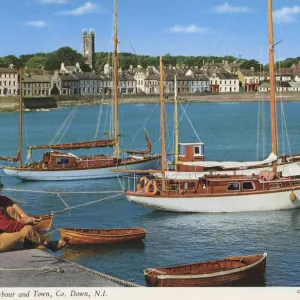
<box><xmin>0</xmin><ymin>66</ymin><xmax>18</xmax><ymax>96</ymax></box>
<box><xmin>237</xmin><ymin>68</ymin><xmax>259</xmax><ymax>92</ymax></box>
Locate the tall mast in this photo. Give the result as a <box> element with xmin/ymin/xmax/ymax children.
<box><xmin>174</xmin><ymin>75</ymin><xmax>179</xmax><ymax>171</ymax></box>
<box><xmin>113</xmin><ymin>0</ymin><xmax>119</xmax><ymax>158</ymax></box>
<box><xmin>160</xmin><ymin>57</ymin><xmax>166</xmax><ymax>191</ymax></box>
<box><xmin>19</xmin><ymin>67</ymin><xmax>23</xmax><ymax>167</ymax></box>
<box><xmin>268</xmin><ymin>0</ymin><xmax>277</xmax><ymax>172</ymax></box>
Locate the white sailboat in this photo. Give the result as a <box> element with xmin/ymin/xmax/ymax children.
<box><xmin>2</xmin><ymin>0</ymin><xmax>160</xmax><ymax>181</ymax></box>
<box><xmin>124</xmin><ymin>0</ymin><xmax>300</xmax><ymax>213</ymax></box>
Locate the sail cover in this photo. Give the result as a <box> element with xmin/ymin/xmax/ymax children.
<box><xmin>182</xmin><ymin>152</ymin><xmax>277</xmax><ymax>169</ymax></box>
<box><xmin>0</xmin><ymin>151</ymin><xmax>20</xmax><ymax>162</ymax></box>
<box><xmin>123</xmin><ymin>133</ymin><xmax>152</xmax><ymax>155</ymax></box>
<box><xmin>28</xmin><ymin>139</ymin><xmax>115</xmax><ymax>151</ymax></box>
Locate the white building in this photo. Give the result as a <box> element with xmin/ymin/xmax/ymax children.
<box><xmin>0</xmin><ymin>66</ymin><xmax>19</xmax><ymax>96</ymax></box>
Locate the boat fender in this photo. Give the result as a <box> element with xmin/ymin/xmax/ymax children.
<box><xmin>290</xmin><ymin>191</ymin><xmax>296</xmax><ymax>202</ymax></box>
<box><xmin>137</xmin><ymin>176</ymin><xmax>149</xmax><ymax>192</ymax></box>
<box><xmin>145</xmin><ymin>180</ymin><xmax>159</xmax><ymax>196</ymax></box>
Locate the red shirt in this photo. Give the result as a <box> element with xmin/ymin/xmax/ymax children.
<box><xmin>0</xmin><ymin>195</ymin><xmax>25</xmax><ymax>233</ymax></box>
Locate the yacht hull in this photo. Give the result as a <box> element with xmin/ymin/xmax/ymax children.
<box><xmin>126</xmin><ymin>188</ymin><xmax>300</xmax><ymax>213</ymax></box>
<box><xmin>3</xmin><ymin>157</ymin><xmax>160</xmax><ymax>181</ymax></box>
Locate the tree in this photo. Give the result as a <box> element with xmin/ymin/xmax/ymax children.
<box><xmin>25</xmin><ymin>56</ymin><xmax>48</xmax><ymax>69</ymax></box>
<box><xmin>240</xmin><ymin>59</ymin><xmax>261</xmax><ymax>71</ymax></box>
<box><xmin>44</xmin><ymin>47</ymin><xmax>84</xmax><ymax>70</ymax></box>
<box><xmin>0</xmin><ymin>55</ymin><xmax>21</xmax><ymax>68</ymax></box>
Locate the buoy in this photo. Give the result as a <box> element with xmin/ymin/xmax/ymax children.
<box><xmin>290</xmin><ymin>191</ymin><xmax>296</xmax><ymax>202</ymax></box>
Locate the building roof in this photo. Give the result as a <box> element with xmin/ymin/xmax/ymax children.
<box><xmin>239</xmin><ymin>69</ymin><xmax>259</xmax><ymax>77</ymax></box>
<box><xmin>218</xmin><ymin>72</ymin><xmax>238</xmax><ymax>80</ymax></box>
<box><xmin>259</xmin><ymin>80</ymin><xmax>291</xmax><ymax>88</ymax></box>
<box><xmin>0</xmin><ymin>67</ymin><xmax>17</xmax><ymax>74</ymax></box>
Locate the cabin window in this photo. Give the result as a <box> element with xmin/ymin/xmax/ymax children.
<box><xmin>179</xmin><ymin>144</ymin><xmax>186</xmax><ymax>156</ymax></box>
<box><xmin>227</xmin><ymin>182</ymin><xmax>240</xmax><ymax>191</ymax></box>
<box><xmin>194</xmin><ymin>146</ymin><xmax>200</xmax><ymax>155</ymax></box>
<box><xmin>56</xmin><ymin>158</ymin><xmax>70</xmax><ymax>165</ymax></box>
<box><xmin>242</xmin><ymin>181</ymin><xmax>255</xmax><ymax>191</ymax></box>
<box><xmin>269</xmin><ymin>183</ymin><xmax>282</xmax><ymax>189</ymax></box>
<box><xmin>292</xmin><ymin>182</ymin><xmax>300</xmax><ymax>187</ymax></box>
<box><xmin>103</xmin><ymin>160</ymin><xmax>107</xmax><ymax>164</ymax></box>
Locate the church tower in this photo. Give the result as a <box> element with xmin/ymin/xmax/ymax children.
<box><xmin>82</xmin><ymin>29</ymin><xmax>95</xmax><ymax>70</ymax></box>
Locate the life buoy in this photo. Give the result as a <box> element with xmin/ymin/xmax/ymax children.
<box><xmin>290</xmin><ymin>191</ymin><xmax>296</xmax><ymax>202</ymax></box>
<box><xmin>145</xmin><ymin>180</ymin><xmax>159</xmax><ymax>196</ymax></box>
<box><xmin>137</xmin><ymin>176</ymin><xmax>149</xmax><ymax>192</ymax></box>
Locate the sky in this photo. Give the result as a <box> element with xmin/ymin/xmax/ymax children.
<box><xmin>1</xmin><ymin>0</ymin><xmax>300</xmax><ymax>63</ymax></box>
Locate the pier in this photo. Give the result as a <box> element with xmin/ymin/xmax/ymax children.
<box><xmin>0</xmin><ymin>249</ymin><xmax>140</xmax><ymax>287</ymax></box>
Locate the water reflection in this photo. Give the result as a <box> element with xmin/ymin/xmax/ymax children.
<box><xmin>62</xmin><ymin>242</ymin><xmax>145</xmax><ymax>261</ymax></box>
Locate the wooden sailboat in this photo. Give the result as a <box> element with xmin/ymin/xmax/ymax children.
<box><xmin>31</xmin><ymin>213</ymin><xmax>54</xmax><ymax>232</ymax></box>
<box><xmin>144</xmin><ymin>253</ymin><xmax>267</xmax><ymax>287</ymax></box>
<box><xmin>125</xmin><ymin>2</ymin><xmax>300</xmax><ymax>213</ymax></box>
<box><xmin>2</xmin><ymin>0</ymin><xmax>160</xmax><ymax>181</ymax></box>
<box><xmin>59</xmin><ymin>227</ymin><xmax>146</xmax><ymax>245</ymax></box>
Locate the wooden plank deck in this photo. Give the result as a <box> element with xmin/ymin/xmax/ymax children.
<box><xmin>0</xmin><ymin>249</ymin><xmax>141</xmax><ymax>287</ymax></box>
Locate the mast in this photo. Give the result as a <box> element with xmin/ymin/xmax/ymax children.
<box><xmin>268</xmin><ymin>0</ymin><xmax>277</xmax><ymax>172</ymax></box>
<box><xmin>19</xmin><ymin>67</ymin><xmax>23</xmax><ymax>167</ymax></box>
<box><xmin>160</xmin><ymin>57</ymin><xmax>166</xmax><ymax>191</ymax></box>
<box><xmin>113</xmin><ymin>0</ymin><xmax>119</xmax><ymax>158</ymax></box>
<box><xmin>174</xmin><ymin>75</ymin><xmax>179</xmax><ymax>171</ymax></box>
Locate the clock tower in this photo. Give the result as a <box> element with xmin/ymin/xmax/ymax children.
<box><xmin>82</xmin><ymin>29</ymin><xmax>95</xmax><ymax>70</ymax></box>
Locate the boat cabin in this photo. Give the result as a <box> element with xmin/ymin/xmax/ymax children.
<box><xmin>177</xmin><ymin>142</ymin><xmax>205</xmax><ymax>172</ymax></box>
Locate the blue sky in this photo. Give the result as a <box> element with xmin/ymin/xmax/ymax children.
<box><xmin>1</xmin><ymin>0</ymin><xmax>300</xmax><ymax>63</ymax></box>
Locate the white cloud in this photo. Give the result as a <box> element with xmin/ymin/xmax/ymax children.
<box><xmin>39</xmin><ymin>0</ymin><xmax>67</xmax><ymax>3</ymax></box>
<box><xmin>57</xmin><ymin>1</ymin><xmax>102</xmax><ymax>15</ymax></box>
<box><xmin>170</xmin><ymin>25</ymin><xmax>208</xmax><ymax>34</ymax></box>
<box><xmin>273</xmin><ymin>6</ymin><xmax>300</xmax><ymax>23</ymax></box>
<box><xmin>213</xmin><ymin>2</ymin><xmax>251</xmax><ymax>13</ymax></box>
<box><xmin>24</xmin><ymin>20</ymin><xmax>47</xmax><ymax>27</ymax></box>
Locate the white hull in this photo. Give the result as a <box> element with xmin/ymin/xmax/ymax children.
<box><xmin>155</xmin><ymin>161</ymin><xmax>300</xmax><ymax>180</ymax></box>
<box><xmin>126</xmin><ymin>189</ymin><xmax>300</xmax><ymax>213</ymax></box>
<box><xmin>3</xmin><ymin>157</ymin><xmax>160</xmax><ymax>181</ymax></box>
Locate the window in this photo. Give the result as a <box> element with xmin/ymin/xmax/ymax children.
<box><xmin>227</xmin><ymin>182</ymin><xmax>240</xmax><ymax>191</ymax></box>
<box><xmin>242</xmin><ymin>182</ymin><xmax>255</xmax><ymax>191</ymax></box>
<box><xmin>194</xmin><ymin>146</ymin><xmax>202</xmax><ymax>156</ymax></box>
<box><xmin>269</xmin><ymin>183</ymin><xmax>282</xmax><ymax>189</ymax></box>
<box><xmin>56</xmin><ymin>158</ymin><xmax>70</xmax><ymax>165</ymax></box>
<box><xmin>179</xmin><ymin>144</ymin><xmax>186</xmax><ymax>156</ymax></box>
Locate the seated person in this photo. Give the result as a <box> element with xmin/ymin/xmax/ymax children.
<box><xmin>0</xmin><ymin>195</ymin><xmax>68</xmax><ymax>252</ymax></box>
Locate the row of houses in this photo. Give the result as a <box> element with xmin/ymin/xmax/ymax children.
<box><xmin>2</xmin><ymin>60</ymin><xmax>300</xmax><ymax>97</ymax></box>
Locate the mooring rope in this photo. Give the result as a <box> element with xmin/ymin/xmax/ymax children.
<box><xmin>0</xmin><ymin>266</ymin><xmax>64</xmax><ymax>277</ymax></box>
<box><xmin>3</xmin><ymin>188</ymin><xmax>124</xmax><ymax>194</ymax></box>
<box><xmin>52</xmin><ymin>192</ymin><xmax>124</xmax><ymax>215</ymax></box>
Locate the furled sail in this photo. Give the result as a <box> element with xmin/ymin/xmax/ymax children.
<box><xmin>0</xmin><ymin>151</ymin><xmax>20</xmax><ymax>162</ymax></box>
<box><xmin>182</xmin><ymin>152</ymin><xmax>277</xmax><ymax>169</ymax></box>
<box><xmin>27</xmin><ymin>140</ymin><xmax>115</xmax><ymax>159</ymax></box>
<box><xmin>124</xmin><ymin>133</ymin><xmax>152</xmax><ymax>155</ymax></box>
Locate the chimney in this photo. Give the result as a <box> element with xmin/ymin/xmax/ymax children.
<box><xmin>212</xmin><ymin>60</ymin><xmax>215</xmax><ymax>65</ymax></box>
<box><xmin>222</xmin><ymin>60</ymin><xmax>225</xmax><ymax>64</ymax></box>
<box><xmin>203</xmin><ymin>59</ymin><xmax>205</xmax><ymax>66</ymax></box>
<box><xmin>250</xmin><ymin>67</ymin><xmax>254</xmax><ymax>71</ymax></box>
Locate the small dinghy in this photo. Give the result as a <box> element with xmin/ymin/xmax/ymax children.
<box><xmin>144</xmin><ymin>253</ymin><xmax>267</xmax><ymax>287</ymax></box>
<box><xmin>30</xmin><ymin>213</ymin><xmax>54</xmax><ymax>232</ymax></box>
<box><xmin>59</xmin><ymin>228</ymin><xmax>146</xmax><ymax>245</ymax></box>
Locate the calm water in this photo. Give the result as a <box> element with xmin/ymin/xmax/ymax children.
<box><xmin>1</xmin><ymin>101</ymin><xmax>300</xmax><ymax>286</ymax></box>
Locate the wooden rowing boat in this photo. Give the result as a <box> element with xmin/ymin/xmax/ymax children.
<box><xmin>59</xmin><ymin>228</ymin><xmax>146</xmax><ymax>245</ymax></box>
<box><xmin>30</xmin><ymin>213</ymin><xmax>54</xmax><ymax>232</ymax></box>
<box><xmin>144</xmin><ymin>253</ymin><xmax>267</xmax><ymax>287</ymax></box>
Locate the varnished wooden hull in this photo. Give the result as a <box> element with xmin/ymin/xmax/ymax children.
<box><xmin>60</xmin><ymin>228</ymin><xmax>146</xmax><ymax>245</ymax></box>
<box><xmin>3</xmin><ymin>156</ymin><xmax>160</xmax><ymax>181</ymax></box>
<box><xmin>30</xmin><ymin>213</ymin><xmax>54</xmax><ymax>232</ymax></box>
<box><xmin>144</xmin><ymin>253</ymin><xmax>267</xmax><ymax>287</ymax></box>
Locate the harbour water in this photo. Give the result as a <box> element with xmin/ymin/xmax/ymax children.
<box><xmin>1</xmin><ymin>101</ymin><xmax>300</xmax><ymax>286</ymax></box>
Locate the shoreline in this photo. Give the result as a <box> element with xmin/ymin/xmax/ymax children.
<box><xmin>1</xmin><ymin>93</ymin><xmax>300</xmax><ymax>112</ymax></box>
